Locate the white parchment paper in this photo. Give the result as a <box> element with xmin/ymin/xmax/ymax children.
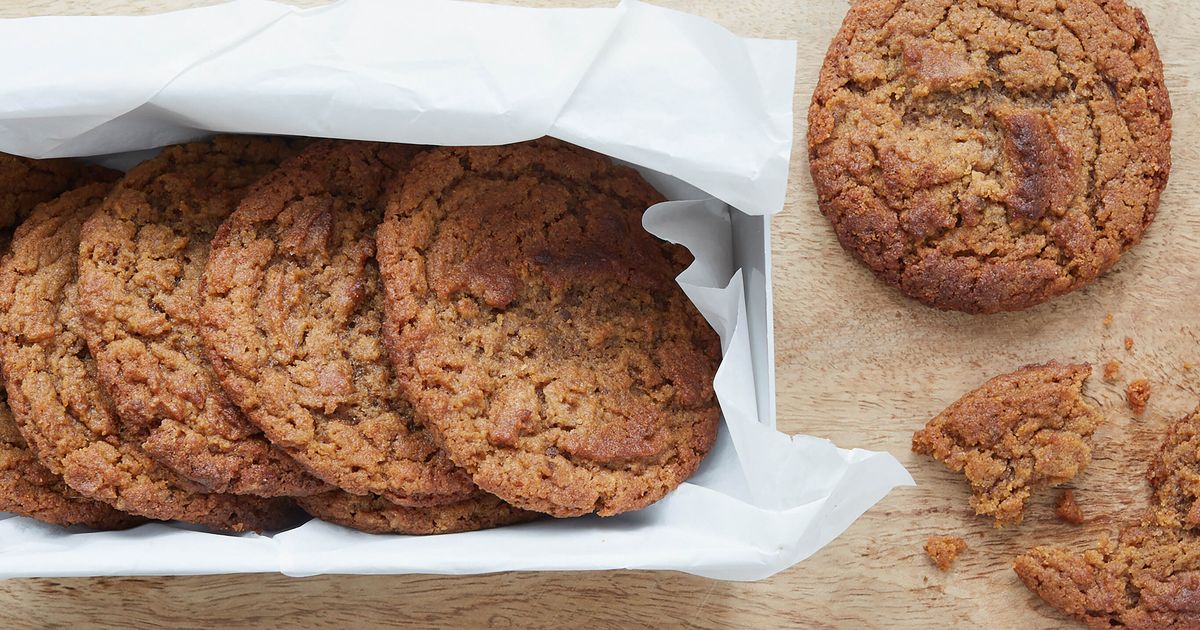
<box><xmin>0</xmin><ymin>0</ymin><xmax>912</xmax><ymax>581</ymax></box>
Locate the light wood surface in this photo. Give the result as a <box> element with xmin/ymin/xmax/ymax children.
<box><xmin>1</xmin><ymin>0</ymin><xmax>1196</xmax><ymax>627</ymax></box>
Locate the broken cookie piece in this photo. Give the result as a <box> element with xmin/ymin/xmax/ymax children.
<box><xmin>924</xmin><ymin>535</ymin><xmax>967</xmax><ymax>571</ymax></box>
<box><xmin>912</xmin><ymin>362</ymin><xmax>1104</xmax><ymax>527</ymax></box>
<box><xmin>1015</xmin><ymin>409</ymin><xmax>1200</xmax><ymax>627</ymax></box>
<box><xmin>1014</xmin><ymin>520</ymin><xmax>1200</xmax><ymax>629</ymax></box>
<box><xmin>1147</xmin><ymin>407</ymin><xmax>1200</xmax><ymax>528</ymax></box>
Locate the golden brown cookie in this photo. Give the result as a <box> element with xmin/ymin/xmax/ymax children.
<box><xmin>0</xmin><ymin>183</ymin><xmax>301</xmax><ymax>532</ymax></box>
<box><xmin>0</xmin><ymin>153</ymin><xmax>120</xmax><ymax>229</ymax></box>
<box><xmin>201</xmin><ymin>140</ymin><xmax>476</xmax><ymax>507</ymax></box>
<box><xmin>1015</xmin><ymin>522</ymin><xmax>1200</xmax><ymax>630</ymax></box>
<box><xmin>808</xmin><ymin>0</ymin><xmax>1171</xmax><ymax>313</ymax></box>
<box><xmin>1014</xmin><ymin>408</ymin><xmax>1200</xmax><ymax>628</ymax></box>
<box><xmin>1146</xmin><ymin>407</ymin><xmax>1200</xmax><ymax>528</ymax></box>
<box><xmin>376</xmin><ymin>138</ymin><xmax>721</xmax><ymax>518</ymax></box>
<box><xmin>912</xmin><ymin>361</ymin><xmax>1103</xmax><ymax>526</ymax></box>
<box><xmin>75</xmin><ymin>136</ymin><xmax>326</xmax><ymax>497</ymax></box>
<box><xmin>297</xmin><ymin>490</ymin><xmax>538</xmax><ymax>535</ymax></box>
<box><xmin>1</xmin><ymin>396</ymin><xmax>141</xmax><ymax>530</ymax></box>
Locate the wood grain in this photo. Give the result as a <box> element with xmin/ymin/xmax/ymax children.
<box><xmin>0</xmin><ymin>0</ymin><xmax>1196</xmax><ymax>627</ymax></box>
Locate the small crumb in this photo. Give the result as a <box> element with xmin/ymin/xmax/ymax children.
<box><xmin>1124</xmin><ymin>337</ymin><xmax>1134</xmax><ymax>351</ymax></box>
<box><xmin>1103</xmin><ymin>360</ymin><xmax>1121</xmax><ymax>383</ymax></box>
<box><xmin>1186</xmin><ymin>362</ymin><xmax>1194</xmax><ymax>371</ymax></box>
<box><xmin>924</xmin><ymin>535</ymin><xmax>967</xmax><ymax>571</ymax></box>
<box><xmin>1055</xmin><ymin>489</ymin><xmax>1084</xmax><ymax>525</ymax></box>
<box><xmin>1103</xmin><ymin>313</ymin><xmax>1114</xmax><ymax>327</ymax></box>
<box><xmin>1126</xmin><ymin>378</ymin><xmax>1151</xmax><ymax>414</ymax></box>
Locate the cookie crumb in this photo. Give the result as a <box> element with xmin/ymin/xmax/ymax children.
<box><xmin>1103</xmin><ymin>360</ymin><xmax>1121</xmax><ymax>383</ymax></box>
<box><xmin>1185</xmin><ymin>362</ymin><xmax>1194</xmax><ymax>371</ymax></box>
<box><xmin>1126</xmin><ymin>379</ymin><xmax>1151</xmax><ymax>414</ymax></box>
<box><xmin>1055</xmin><ymin>489</ymin><xmax>1084</xmax><ymax>525</ymax></box>
<box><xmin>924</xmin><ymin>536</ymin><xmax>967</xmax><ymax>571</ymax></box>
<box><xmin>1124</xmin><ymin>337</ymin><xmax>1135</xmax><ymax>351</ymax></box>
<box><xmin>1103</xmin><ymin>313</ymin><xmax>1114</xmax><ymax>327</ymax></box>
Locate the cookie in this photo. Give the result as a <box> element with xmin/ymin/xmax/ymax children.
<box><xmin>376</xmin><ymin>138</ymin><xmax>721</xmax><ymax>518</ymax></box>
<box><xmin>1014</xmin><ymin>408</ymin><xmax>1200</xmax><ymax>628</ymax></box>
<box><xmin>75</xmin><ymin>136</ymin><xmax>326</xmax><ymax>497</ymax></box>
<box><xmin>808</xmin><ymin>0</ymin><xmax>1171</xmax><ymax>313</ymax></box>
<box><xmin>0</xmin><ymin>253</ymin><xmax>142</xmax><ymax>532</ymax></box>
<box><xmin>1014</xmin><ymin>523</ymin><xmax>1200</xmax><ymax>629</ymax></box>
<box><xmin>0</xmin><ymin>183</ymin><xmax>300</xmax><ymax>532</ymax></box>
<box><xmin>0</xmin><ymin>153</ymin><xmax>120</xmax><ymax>229</ymax></box>
<box><xmin>1146</xmin><ymin>407</ymin><xmax>1200</xmax><ymax>528</ymax></box>
<box><xmin>297</xmin><ymin>491</ymin><xmax>538</xmax><ymax>535</ymax></box>
<box><xmin>912</xmin><ymin>361</ymin><xmax>1103</xmax><ymax>526</ymax></box>
<box><xmin>201</xmin><ymin>140</ymin><xmax>476</xmax><ymax>507</ymax></box>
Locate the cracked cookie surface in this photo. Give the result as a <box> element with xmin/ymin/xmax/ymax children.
<box><xmin>201</xmin><ymin>140</ymin><xmax>476</xmax><ymax>507</ymax></box>
<box><xmin>376</xmin><ymin>138</ymin><xmax>721</xmax><ymax>518</ymax></box>
<box><xmin>808</xmin><ymin>0</ymin><xmax>1171</xmax><ymax>313</ymax></box>
<box><xmin>0</xmin><ymin>183</ymin><xmax>300</xmax><ymax>532</ymax></box>
<box><xmin>75</xmin><ymin>136</ymin><xmax>326</xmax><ymax>498</ymax></box>
<box><xmin>912</xmin><ymin>361</ymin><xmax>1103</xmax><ymax>526</ymax></box>
<box><xmin>0</xmin><ymin>229</ymin><xmax>140</xmax><ymax>530</ymax></box>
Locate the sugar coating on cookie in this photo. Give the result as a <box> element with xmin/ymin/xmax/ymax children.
<box><xmin>296</xmin><ymin>490</ymin><xmax>538</xmax><ymax>535</ymax></box>
<box><xmin>1014</xmin><ymin>409</ymin><xmax>1200</xmax><ymax>628</ymax></box>
<box><xmin>808</xmin><ymin>0</ymin><xmax>1171</xmax><ymax>313</ymax></box>
<box><xmin>376</xmin><ymin>138</ymin><xmax>721</xmax><ymax>518</ymax></box>
<box><xmin>0</xmin><ymin>153</ymin><xmax>119</xmax><ymax>229</ymax></box>
<box><xmin>0</xmin><ymin>184</ymin><xmax>301</xmax><ymax>532</ymax></box>
<box><xmin>74</xmin><ymin>136</ymin><xmax>326</xmax><ymax>498</ymax></box>
<box><xmin>912</xmin><ymin>361</ymin><xmax>1103</xmax><ymax>526</ymax></box>
<box><xmin>201</xmin><ymin>140</ymin><xmax>477</xmax><ymax>507</ymax></box>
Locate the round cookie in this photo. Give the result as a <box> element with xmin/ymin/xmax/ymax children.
<box><xmin>201</xmin><ymin>140</ymin><xmax>476</xmax><ymax>507</ymax></box>
<box><xmin>807</xmin><ymin>0</ymin><xmax>1172</xmax><ymax>313</ymax></box>
<box><xmin>0</xmin><ymin>183</ymin><xmax>300</xmax><ymax>532</ymax></box>
<box><xmin>75</xmin><ymin>136</ymin><xmax>327</xmax><ymax>497</ymax></box>
<box><xmin>376</xmin><ymin>138</ymin><xmax>721</xmax><ymax>518</ymax></box>
<box><xmin>0</xmin><ymin>230</ymin><xmax>141</xmax><ymax>531</ymax></box>
<box><xmin>1</xmin><ymin>390</ymin><xmax>142</xmax><ymax>530</ymax></box>
<box><xmin>297</xmin><ymin>491</ymin><xmax>538</xmax><ymax>535</ymax></box>
<box><xmin>0</xmin><ymin>153</ymin><xmax>120</xmax><ymax>229</ymax></box>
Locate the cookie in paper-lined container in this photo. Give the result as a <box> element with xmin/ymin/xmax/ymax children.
<box><xmin>75</xmin><ymin>135</ymin><xmax>327</xmax><ymax>498</ymax></box>
<box><xmin>0</xmin><ymin>183</ymin><xmax>300</xmax><ymax>532</ymax></box>
<box><xmin>376</xmin><ymin>138</ymin><xmax>722</xmax><ymax>518</ymax></box>
<box><xmin>199</xmin><ymin>139</ymin><xmax>478</xmax><ymax>508</ymax></box>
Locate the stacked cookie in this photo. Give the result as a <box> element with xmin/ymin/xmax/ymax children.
<box><xmin>0</xmin><ymin>136</ymin><xmax>722</xmax><ymax>534</ymax></box>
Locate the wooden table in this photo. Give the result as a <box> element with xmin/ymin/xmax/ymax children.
<box><xmin>1</xmin><ymin>0</ymin><xmax>1196</xmax><ymax>627</ymax></box>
